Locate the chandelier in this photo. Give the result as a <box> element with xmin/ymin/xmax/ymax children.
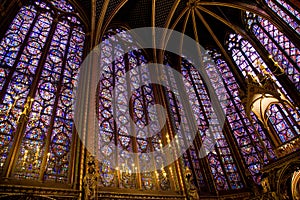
<box><xmin>239</xmin><ymin>56</ymin><xmax>297</xmax><ymax>157</ymax></box>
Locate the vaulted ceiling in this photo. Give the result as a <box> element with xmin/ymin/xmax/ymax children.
<box><xmin>74</xmin><ymin>0</ymin><xmax>272</xmax><ymax>50</ymax></box>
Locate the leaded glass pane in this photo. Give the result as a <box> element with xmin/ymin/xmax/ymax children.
<box><xmin>0</xmin><ymin>0</ymin><xmax>85</xmax><ymax>182</ymax></box>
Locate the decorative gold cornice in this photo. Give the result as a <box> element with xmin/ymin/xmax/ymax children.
<box><xmin>0</xmin><ymin>185</ymin><xmax>81</xmax><ymax>199</ymax></box>
<box><xmin>276</xmin><ymin>137</ymin><xmax>300</xmax><ymax>158</ymax></box>
<box><xmin>262</xmin><ymin>150</ymin><xmax>300</xmax><ymax>173</ymax></box>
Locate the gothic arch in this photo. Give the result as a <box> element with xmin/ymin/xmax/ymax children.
<box><xmin>277</xmin><ymin>160</ymin><xmax>300</xmax><ymax>200</ymax></box>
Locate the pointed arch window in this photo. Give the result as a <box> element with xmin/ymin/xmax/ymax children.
<box><xmin>207</xmin><ymin>50</ymin><xmax>275</xmax><ymax>184</ymax></box>
<box><xmin>0</xmin><ymin>0</ymin><xmax>85</xmax><ymax>182</ymax></box>
<box><xmin>264</xmin><ymin>0</ymin><xmax>300</xmax><ymax>34</ymax></box>
<box><xmin>162</xmin><ymin>60</ymin><xmax>209</xmax><ymax>192</ymax></box>
<box><xmin>226</xmin><ymin>33</ymin><xmax>300</xmax><ymax>145</ymax></box>
<box><xmin>98</xmin><ymin>27</ymin><xmax>167</xmax><ymax>190</ymax></box>
<box><xmin>245</xmin><ymin>12</ymin><xmax>300</xmax><ymax>91</ymax></box>
<box><xmin>164</xmin><ymin>56</ymin><xmax>244</xmax><ymax>190</ymax></box>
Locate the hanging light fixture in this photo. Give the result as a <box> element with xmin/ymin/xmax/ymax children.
<box><xmin>239</xmin><ymin>57</ymin><xmax>294</xmax><ymax>131</ymax></box>
<box><xmin>238</xmin><ymin>57</ymin><xmax>299</xmax><ymax>158</ymax></box>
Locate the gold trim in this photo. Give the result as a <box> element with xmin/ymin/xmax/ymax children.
<box><xmin>152</xmin><ymin>0</ymin><xmax>157</xmax><ymax>63</ymax></box>
<box><xmin>178</xmin><ymin>9</ymin><xmax>191</xmax><ymax>67</ymax></box>
<box><xmin>100</xmin><ymin>0</ymin><xmax>129</xmax><ymax>41</ymax></box>
<box><xmin>90</xmin><ymin>0</ymin><xmax>96</xmax><ymax>50</ymax></box>
<box><xmin>95</xmin><ymin>0</ymin><xmax>111</xmax><ymax>45</ymax></box>
<box><xmin>164</xmin><ymin>0</ymin><xmax>182</xmax><ymax>29</ymax></box>
<box><xmin>158</xmin><ymin>7</ymin><xmax>189</xmax><ymax>64</ymax></box>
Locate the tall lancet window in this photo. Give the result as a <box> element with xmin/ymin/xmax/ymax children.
<box><xmin>162</xmin><ymin>61</ymin><xmax>209</xmax><ymax>192</ymax></box>
<box><xmin>0</xmin><ymin>0</ymin><xmax>85</xmax><ymax>182</ymax></box>
<box><xmin>245</xmin><ymin>12</ymin><xmax>300</xmax><ymax>91</ymax></box>
<box><xmin>264</xmin><ymin>0</ymin><xmax>300</xmax><ymax>35</ymax></box>
<box><xmin>98</xmin><ymin>28</ymin><xmax>166</xmax><ymax>190</ymax></box>
<box><xmin>164</xmin><ymin>56</ymin><xmax>244</xmax><ymax>190</ymax></box>
<box><xmin>207</xmin><ymin>50</ymin><xmax>275</xmax><ymax>184</ymax></box>
<box><xmin>226</xmin><ymin>33</ymin><xmax>300</xmax><ymax>145</ymax></box>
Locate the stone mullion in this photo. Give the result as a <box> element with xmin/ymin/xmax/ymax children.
<box><xmin>3</xmin><ymin>13</ymin><xmax>59</xmax><ymax>180</ymax></box>
<box><xmin>39</xmin><ymin>21</ymin><xmax>74</xmax><ymax>182</ymax></box>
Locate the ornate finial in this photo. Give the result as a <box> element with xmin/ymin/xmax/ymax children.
<box><xmin>184</xmin><ymin>166</ymin><xmax>199</xmax><ymax>200</ymax></box>
<box><xmin>83</xmin><ymin>154</ymin><xmax>99</xmax><ymax>199</ymax></box>
<box><xmin>184</xmin><ymin>166</ymin><xmax>192</xmax><ymax>178</ymax></box>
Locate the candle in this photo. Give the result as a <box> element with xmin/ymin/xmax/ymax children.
<box><xmin>155</xmin><ymin>171</ymin><xmax>159</xmax><ymax>178</ymax></box>
<box><xmin>166</xmin><ymin>134</ymin><xmax>170</xmax><ymax>142</ymax></box>
<box><xmin>169</xmin><ymin>167</ymin><xmax>173</xmax><ymax>178</ymax></box>
<box><xmin>116</xmin><ymin>167</ymin><xmax>120</xmax><ymax>182</ymax></box>
<box><xmin>163</xmin><ymin>171</ymin><xmax>167</xmax><ymax>177</ymax></box>
<box><xmin>254</xmin><ymin>75</ymin><xmax>260</xmax><ymax>84</ymax></box>
<box><xmin>175</xmin><ymin>135</ymin><xmax>179</xmax><ymax>143</ymax></box>
<box><xmin>46</xmin><ymin>152</ymin><xmax>50</xmax><ymax>163</ymax></box>
<box><xmin>6</xmin><ymin>97</ymin><xmax>19</xmax><ymax>116</ymax></box>
<box><xmin>6</xmin><ymin>104</ymin><xmax>12</xmax><ymax>115</ymax></box>
<box><xmin>23</xmin><ymin>150</ymin><xmax>28</xmax><ymax>166</ymax></box>
<box><xmin>24</xmin><ymin>150</ymin><xmax>28</xmax><ymax>159</ymax></box>
<box><xmin>35</xmin><ymin>146</ymin><xmax>40</xmax><ymax>160</ymax></box>
<box><xmin>159</xmin><ymin>140</ymin><xmax>164</xmax><ymax>153</ymax></box>
<box><xmin>17</xmin><ymin>111</ymin><xmax>22</xmax><ymax>122</ymax></box>
<box><xmin>13</xmin><ymin>96</ymin><xmax>19</xmax><ymax>107</ymax></box>
<box><xmin>29</xmin><ymin>98</ymin><xmax>34</xmax><ymax>112</ymax></box>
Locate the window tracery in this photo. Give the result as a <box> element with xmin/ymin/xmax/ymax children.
<box><xmin>98</xmin><ymin>27</ymin><xmax>166</xmax><ymax>190</ymax></box>
<box><xmin>245</xmin><ymin>12</ymin><xmax>300</xmax><ymax>92</ymax></box>
<box><xmin>0</xmin><ymin>0</ymin><xmax>85</xmax><ymax>182</ymax></box>
<box><xmin>164</xmin><ymin>56</ymin><xmax>244</xmax><ymax>190</ymax></box>
<box><xmin>264</xmin><ymin>0</ymin><xmax>300</xmax><ymax>35</ymax></box>
<box><xmin>226</xmin><ymin>33</ymin><xmax>300</xmax><ymax>145</ymax></box>
<box><xmin>207</xmin><ymin>50</ymin><xmax>276</xmax><ymax>184</ymax></box>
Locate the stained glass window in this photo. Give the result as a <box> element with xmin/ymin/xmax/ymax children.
<box><xmin>207</xmin><ymin>50</ymin><xmax>275</xmax><ymax>184</ymax></box>
<box><xmin>245</xmin><ymin>12</ymin><xmax>300</xmax><ymax>92</ymax></box>
<box><xmin>226</xmin><ymin>33</ymin><xmax>300</xmax><ymax>145</ymax></box>
<box><xmin>265</xmin><ymin>0</ymin><xmax>300</xmax><ymax>35</ymax></box>
<box><xmin>162</xmin><ymin>60</ymin><xmax>208</xmax><ymax>192</ymax></box>
<box><xmin>98</xmin><ymin>28</ymin><xmax>167</xmax><ymax>190</ymax></box>
<box><xmin>164</xmin><ymin>56</ymin><xmax>244</xmax><ymax>190</ymax></box>
<box><xmin>0</xmin><ymin>0</ymin><xmax>85</xmax><ymax>183</ymax></box>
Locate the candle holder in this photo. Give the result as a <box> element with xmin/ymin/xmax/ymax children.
<box><xmin>157</xmin><ymin>168</ymin><xmax>170</xmax><ymax>191</ymax></box>
<box><xmin>1</xmin><ymin>96</ymin><xmax>19</xmax><ymax>117</ymax></box>
<box><xmin>18</xmin><ymin>97</ymin><xmax>34</xmax><ymax>122</ymax></box>
<box><xmin>120</xmin><ymin>162</ymin><xmax>136</xmax><ymax>188</ymax></box>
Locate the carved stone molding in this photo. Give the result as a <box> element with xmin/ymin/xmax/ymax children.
<box><xmin>276</xmin><ymin>137</ymin><xmax>300</xmax><ymax>158</ymax></box>
<box><xmin>259</xmin><ymin>151</ymin><xmax>300</xmax><ymax>200</ymax></box>
<box><xmin>0</xmin><ymin>185</ymin><xmax>80</xmax><ymax>200</ymax></box>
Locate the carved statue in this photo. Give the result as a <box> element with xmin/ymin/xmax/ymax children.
<box><xmin>121</xmin><ymin>171</ymin><xmax>132</xmax><ymax>188</ymax></box>
<box><xmin>83</xmin><ymin>167</ymin><xmax>98</xmax><ymax>199</ymax></box>
<box><xmin>184</xmin><ymin>166</ymin><xmax>199</xmax><ymax>200</ymax></box>
<box><xmin>159</xmin><ymin>173</ymin><xmax>170</xmax><ymax>191</ymax></box>
<box><xmin>83</xmin><ymin>156</ymin><xmax>99</xmax><ymax>200</ymax></box>
<box><xmin>261</xmin><ymin>177</ymin><xmax>271</xmax><ymax>193</ymax></box>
